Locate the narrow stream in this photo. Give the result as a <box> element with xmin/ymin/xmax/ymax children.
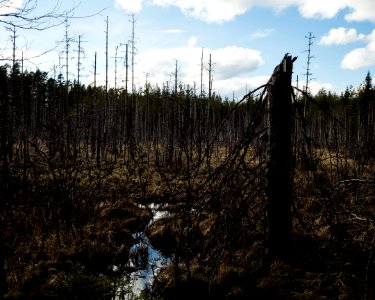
<box><xmin>119</xmin><ymin>203</ymin><xmax>170</xmax><ymax>297</ymax></box>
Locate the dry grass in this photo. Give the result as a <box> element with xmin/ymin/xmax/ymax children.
<box><xmin>4</xmin><ymin>137</ymin><xmax>375</xmax><ymax>298</ymax></box>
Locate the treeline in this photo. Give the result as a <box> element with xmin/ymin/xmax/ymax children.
<box><xmin>2</xmin><ymin>64</ymin><xmax>374</xmax><ymax>168</ymax></box>
<box><xmin>298</xmin><ymin>72</ymin><xmax>375</xmax><ymax>159</ymax></box>
<box><xmin>0</xmin><ymin>63</ymin><xmax>262</xmax><ymax>168</ymax></box>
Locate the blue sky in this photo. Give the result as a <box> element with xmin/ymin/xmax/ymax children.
<box><xmin>1</xmin><ymin>0</ymin><xmax>375</xmax><ymax>99</ymax></box>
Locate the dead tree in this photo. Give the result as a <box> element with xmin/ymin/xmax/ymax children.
<box><xmin>0</xmin><ymin>2</ymin><xmax>77</xmax><ymax>297</ymax></box>
<box><xmin>266</xmin><ymin>54</ymin><xmax>296</xmax><ymax>259</ymax></box>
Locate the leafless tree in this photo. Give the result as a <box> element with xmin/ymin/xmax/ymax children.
<box><xmin>0</xmin><ymin>1</ymin><xmax>101</xmax><ymax>297</ymax></box>
<box><xmin>0</xmin><ymin>0</ymin><xmax>74</xmax><ymax>30</ymax></box>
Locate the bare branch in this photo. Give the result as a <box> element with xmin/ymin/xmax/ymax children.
<box><xmin>0</xmin><ymin>0</ymin><xmax>106</xmax><ymax>31</ymax></box>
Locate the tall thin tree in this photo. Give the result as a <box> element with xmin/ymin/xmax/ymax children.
<box><xmin>303</xmin><ymin>32</ymin><xmax>315</xmax><ymax>117</ymax></box>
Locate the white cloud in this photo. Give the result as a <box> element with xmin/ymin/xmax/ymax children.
<box><xmin>213</xmin><ymin>47</ymin><xmax>264</xmax><ymax>80</ymax></box>
<box><xmin>342</xmin><ymin>48</ymin><xmax>375</xmax><ymax>69</ymax></box>
<box><xmin>341</xmin><ymin>29</ymin><xmax>375</xmax><ymax>69</ymax></box>
<box><xmin>319</xmin><ymin>27</ymin><xmax>367</xmax><ymax>45</ymax></box>
<box><xmin>150</xmin><ymin>0</ymin><xmax>252</xmax><ymax>23</ymax></box>
<box><xmin>217</xmin><ymin>75</ymin><xmax>270</xmax><ymax>100</ymax></box>
<box><xmin>343</xmin><ymin>0</ymin><xmax>375</xmax><ymax>22</ymax></box>
<box><xmin>187</xmin><ymin>36</ymin><xmax>197</xmax><ymax>47</ymax></box>
<box><xmin>143</xmin><ymin>0</ymin><xmax>375</xmax><ymax>23</ymax></box>
<box><xmin>128</xmin><ymin>45</ymin><xmax>264</xmax><ymax>97</ymax></box>
<box><xmin>250</xmin><ymin>29</ymin><xmax>275</xmax><ymax>39</ymax></box>
<box><xmin>84</xmin><ymin>43</ymin><xmax>337</xmax><ymax>98</ymax></box>
<box><xmin>297</xmin><ymin>0</ymin><xmax>347</xmax><ymax>19</ymax></box>
<box><xmin>115</xmin><ymin>0</ymin><xmax>143</xmax><ymax>13</ymax></box>
<box><xmin>303</xmin><ymin>81</ymin><xmax>339</xmax><ymax>95</ymax></box>
<box><xmin>1</xmin><ymin>47</ymin><xmax>47</xmax><ymax>64</ymax></box>
<box><xmin>318</xmin><ymin>27</ymin><xmax>375</xmax><ymax>70</ymax></box>
<box><xmin>0</xmin><ymin>0</ymin><xmax>23</xmax><ymax>17</ymax></box>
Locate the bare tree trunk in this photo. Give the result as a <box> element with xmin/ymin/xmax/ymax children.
<box><xmin>0</xmin><ymin>68</ymin><xmax>10</xmax><ymax>298</ymax></box>
<box><xmin>104</xmin><ymin>16</ymin><xmax>109</xmax><ymax>162</ymax></box>
<box><xmin>0</xmin><ymin>127</ymin><xmax>8</xmax><ymax>300</ymax></box>
<box><xmin>266</xmin><ymin>54</ymin><xmax>296</xmax><ymax>259</ymax></box>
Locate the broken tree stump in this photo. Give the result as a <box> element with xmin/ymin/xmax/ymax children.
<box><xmin>266</xmin><ymin>54</ymin><xmax>296</xmax><ymax>259</ymax></box>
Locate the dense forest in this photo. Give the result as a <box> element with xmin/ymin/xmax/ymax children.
<box><xmin>0</xmin><ymin>53</ymin><xmax>374</xmax><ymax>299</ymax></box>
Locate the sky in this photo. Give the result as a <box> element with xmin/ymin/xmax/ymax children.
<box><xmin>0</xmin><ymin>0</ymin><xmax>375</xmax><ymax>99</ymax></box>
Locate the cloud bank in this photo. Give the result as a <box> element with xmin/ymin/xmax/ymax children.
<box><xmin>0</xmin><ymin>0</ymin><xmax>23</xmax><ymax>17</ymax></box>
<box><xmin>319</xmin><ymin>28</ymin><xmax>368</xmax><ymax>45</ymax></box>
<box><xmin>116</xmin><ymin>0</ymin><xmax>375</xmax><ymax>23</ymax></box>
<box><xmin>135</xmin><ymin>45</ymin><xmax>264</xmax><ymax>96</ymax></box>
<box><xmin>319</xmin><ymin>27</ymin><xmax>375</xmax><ymax>70</ymax></box>
<box><xmin>341</xmin><ymin>30</ymin><xmax>375</xmax><ymax>69</ymax></box>
<box><xmin>89</xmin><ymin>43</ymin><xmax>264</xmax><ymax>98</ymax></box>
<box><xmin>115</xmin><ymin>0</ymin><xmax>143</xmax><ymax>13</ymax></box>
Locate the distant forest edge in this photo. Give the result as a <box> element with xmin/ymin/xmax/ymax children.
<box><xmin>1</xmin><ymin>62</ymin><xmax>375</xmax><ymax>164</ymax></box>
<box><xmin>0</xmin><ymin>59</ymin><xmax>375</xmax><ymax>299</ymax></box>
